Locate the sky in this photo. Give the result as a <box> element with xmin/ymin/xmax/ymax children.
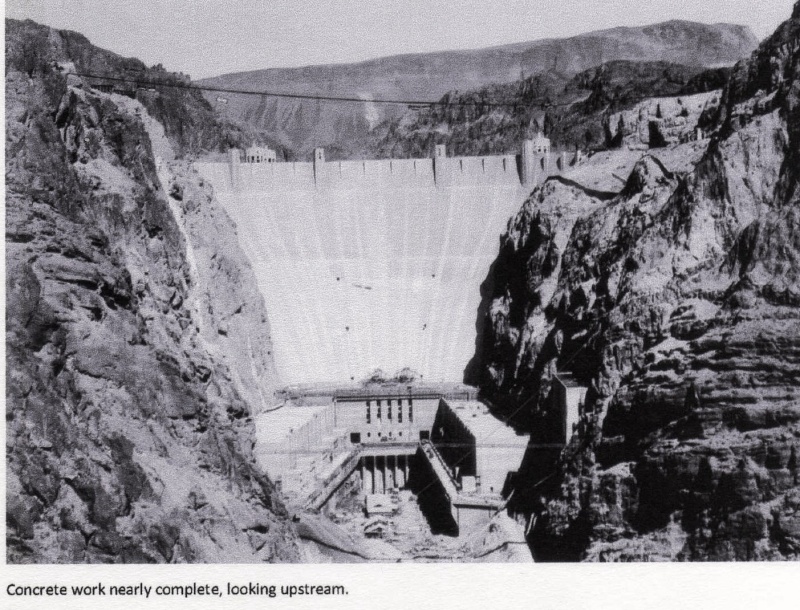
<box><xmin>5</xmin><ymin>0</ymin><xmax>793</xmax><ymax>79</ymax></box>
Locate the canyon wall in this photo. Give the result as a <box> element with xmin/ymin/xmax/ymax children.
<box><xmin>470</xmin><ymin>3</ymin><xmax>800</xmax><ymax>560</ymax></box>
<box><xmin>6</xmin><ymin>19</ymin><xmax>297</xmax><ymax>562</ymax></box>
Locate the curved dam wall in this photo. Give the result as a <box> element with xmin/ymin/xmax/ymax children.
<box><xmin>195</xmin><ymin>157</ymin><xmax>529</xmax><ymax>384</ymax></box>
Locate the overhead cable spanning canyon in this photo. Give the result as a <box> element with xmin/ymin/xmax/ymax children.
<box><xmin>6</xmin><ymin>3</ymin><xmax>800</xmax><ymax>565</ymax></box>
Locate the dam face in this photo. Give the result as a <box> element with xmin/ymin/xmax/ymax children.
<box><xmin>195</xmin><ymin>156</ymin><xmax>529</xmax><ymax>385</ymax></box>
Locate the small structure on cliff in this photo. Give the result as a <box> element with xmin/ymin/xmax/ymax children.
<box><xmin>550</xmin><ymin>373</ymin><xmax>588</xmax><ymax>445</ymax></box>
<box><xmin>530</xmin><ymin>132</ymin><xmax>551</xmax><ymax>154</ymax></box>
<box><xmin>244</xmin><ymin>145</ymin><xmax>277</xmax><ymax>163</ymax></box>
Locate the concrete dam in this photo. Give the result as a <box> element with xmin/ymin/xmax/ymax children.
<box><xmin>195</xmin><ymin>140</ymin><xmax>569</xmax><ymax>385</ymax></box>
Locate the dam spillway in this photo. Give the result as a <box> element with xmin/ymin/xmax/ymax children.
<box><xmin>194</xmin><ymin>155</ymin><xmax>531</xmax><ymax>384</ymax></box>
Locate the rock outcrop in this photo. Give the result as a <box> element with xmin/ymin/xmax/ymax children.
<box><xmin>369</xmin><ymin>61</ymin><xmax>731</xmax><ymax>158</ymax></box>
<box><xmin>6</xmin><ymin>19</ymin><xmax>298</xmax><ymax>562</ymax></box>
<box><xmin>469</xmin><ymin>4</ymin><xmax>800</xmax><ymax>561</ymax></box>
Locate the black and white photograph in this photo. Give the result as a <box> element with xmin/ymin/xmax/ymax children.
<box><xmin>3</xmin><ymin>0</ymin><xmax>799</xmax><ymax>600</ymax></box>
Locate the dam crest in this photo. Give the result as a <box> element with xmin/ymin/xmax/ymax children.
<box><xmin>209</xmin><ymin>136</ymin><xmax>583</xmax><ymax>192</ymax></box>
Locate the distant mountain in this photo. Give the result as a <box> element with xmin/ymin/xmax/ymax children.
<box><xmin>200</xmin><ymin>21</ymin><xmax>758</xmax><ymax>159</ymax></box>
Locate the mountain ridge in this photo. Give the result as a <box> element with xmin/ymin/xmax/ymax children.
<box><xmin>199</xmin><ymin>20</ymin><xmax>758</xmax><ymax>158</ymax></box>
<box><xmin>204</xmin><ymin>21</ymin><xmax>757</xmax><ymax>79</ymax></box>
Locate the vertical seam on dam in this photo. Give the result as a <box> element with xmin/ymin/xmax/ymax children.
<box><xmin>195</xmin><ymin>139</ymin><xmax>583</xmax><ymax>384</ymax></box>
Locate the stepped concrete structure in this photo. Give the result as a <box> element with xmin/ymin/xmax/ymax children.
<box><xmin>195</xmin><ymin>139</ymin><xmax>580</xmax><ymax>384</ymax></box>
<box><xmin>254</xmin><ymin>393</ymin><xmax>527</xmax><ymax>535</ymax></box>
<box><xmin>432</xmin><ymin>399</ymin><xmax>530</xmax><ymax>495</ymax></box>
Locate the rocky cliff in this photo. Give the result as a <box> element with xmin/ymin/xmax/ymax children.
<box><xmin>469</xmin><ymin>3</ymin><xmax>800</xmax><ymax>560</ymax></box>
<box><xmin>368</xmin><ymin>60</ymin><xmax>729</xmax><ymax>158</ymax></box>
<box><xmin>6</xmin><ymin>19</ymin><xmax>298</xmax><ymax>562</ymax></box>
